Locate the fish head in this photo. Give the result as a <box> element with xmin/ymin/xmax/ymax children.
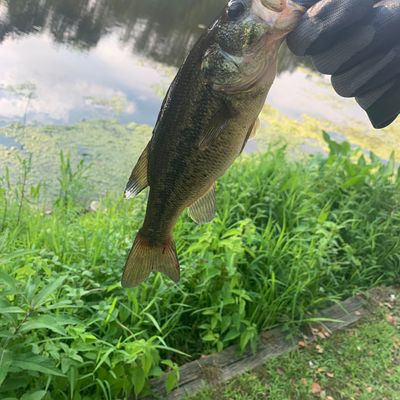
<box><xmin>217</xmin><ymin>0</ymin><xmax>304</xmax><ymax>53</ymax></box>
<box><xmin>201</xmin><ymin>0</ymin><xmax>305</xmax><ymax>93</ymax></box>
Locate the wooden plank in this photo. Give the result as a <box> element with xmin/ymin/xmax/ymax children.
<box><xmin>145</xmin><ymin>294</ymin><xmax>367</xmax><ymax>400</ymax></box>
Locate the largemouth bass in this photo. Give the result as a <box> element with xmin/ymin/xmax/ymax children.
<box><xmin>122</xmin><ymin>0</ymin><xmax>304</xmax><ymax>288</ymax></box>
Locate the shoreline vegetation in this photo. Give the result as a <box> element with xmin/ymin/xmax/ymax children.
<box><xmin>1</xmin><ymin>128</ymin><xmax>399</xmax><ymax>398</ymax></box>
<box><xmin>0</xmin><ymin>105</ymin><xmax>399</xmax><ymax>202</ymax></box>
<box><xmin>190</xmin><ymin>286</ymin><xmax>400</xmax><ymax>400</ymax></box>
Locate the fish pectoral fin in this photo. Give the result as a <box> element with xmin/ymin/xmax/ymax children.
<box><xmin>240</xmin><ymin>118</ymin><xmax>260</xmax><ymax>154</ymax></box>
<box><xmin>124</xmin><ymin>143</ymin><xmax>149</xmax><ymax>199</ymax></box>
<box><xmin>188</xmin><ymin>183</ymin><xmax>217</xmax><ymax>224</ymax></box>
<box><xmin>198</xmin><ymin>105</ymin><xmax>231</xmax><ymax>151</ymax></box>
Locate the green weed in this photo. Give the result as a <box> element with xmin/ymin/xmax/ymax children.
<box><xmin>0</xmin><ymin>134</ymin><xmax>399</xmax><ymax>399</ymax></box>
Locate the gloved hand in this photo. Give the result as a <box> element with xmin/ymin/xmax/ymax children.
<box><xmin>287</xmin><ymin>0</ymin><xmax>400</xmax><ymax>129</ymax></box>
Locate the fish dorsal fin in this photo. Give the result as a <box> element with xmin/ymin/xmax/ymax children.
<box><xmin>240</xmin><ymin>118</ymin><xmax>260</xmax><ymax>154</ymax></box>
<box><xmin>124</xmin><ymin>143</ymin><xmax>149</xmax><ymax>199</ymax></box>
<box><xmin>187</xmin><ymin>183</ymin><xmax>216</xmax><ymax>224</ymax></box>
<box><xmin>198</xmin><ymin>104</ymin><xmax>231</xmax><ymax>151</ymax></box>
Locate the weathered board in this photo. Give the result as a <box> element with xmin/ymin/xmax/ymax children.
<box><xmin>145</xmin><ymin>294</ymin><xmax>367</xmax><ymax>400</ymax></box>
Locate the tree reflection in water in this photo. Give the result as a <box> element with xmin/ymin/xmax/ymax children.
<box><xmin>0</xmin><ymin>0</ymin><xmax>310</xmax><ymax>72</ymax></box>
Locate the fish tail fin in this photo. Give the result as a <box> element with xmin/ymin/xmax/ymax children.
<box><xmin>121</xmin><ymin>232</ymin><xmax>180</xmax><ymax>288</ymax></box>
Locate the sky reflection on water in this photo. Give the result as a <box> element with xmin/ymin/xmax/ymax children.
<box><xmin>0</xmin><ymin>0</ymin><xmax>370</xmax><ymax>131</ymax></box>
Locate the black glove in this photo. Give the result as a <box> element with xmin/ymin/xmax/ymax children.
<box><xmin>287</xmin><ymin>0</ymin><xmax>400</xmax><ymax>129</ymax></box>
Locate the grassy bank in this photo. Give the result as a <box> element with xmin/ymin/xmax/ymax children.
<box><xmin>256</xmin><ymin>106</ymin><xmax>400</xmax><ymax>163</ymax></box>
<box><xmin>190</xmin><ymin>287</ymin><xmax>400</xmax><ymax>400</ymax></box>
<box><xmin>0</xmin><ymin>134</ymin><xmax>399</xmax><ymax>399</ymax></box>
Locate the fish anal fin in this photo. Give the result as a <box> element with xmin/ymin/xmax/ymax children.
<box><xmin>124</xmin><ymin>143</ymin><xmax>149</xmax><ymax>199</ymax></box>
<box><xmin>198</xmin><ymin>104</ymin><xmax>232</xmax><ymax>151</ymax></box>
<box><xmin>121</xmin><ymin>232</ymin><xmax>180</xmax><ymax>288</ymax></box>
<box><xmin>188</xmin><ymin>183</ymin><xmax>216</xmax><ymax>224</ymax></box>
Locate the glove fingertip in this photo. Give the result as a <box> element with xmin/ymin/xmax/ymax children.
<box><xmin>358</xmin><ymin>82</ymin><xmax>400</xmax><ymax>129</ymax></box>
<box><xmin>369</xmin><ymin>114</ymin><xmax>398</xmax><ymax>130</ymax></box>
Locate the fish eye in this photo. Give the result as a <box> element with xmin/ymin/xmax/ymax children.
<box><xmin>227</xmin><ymin>1</ymin><xmax>246</xmax><ymax>21</ymax></box>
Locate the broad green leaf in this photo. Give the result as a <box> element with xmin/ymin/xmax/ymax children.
<box><xmin>202</xmin><ymin>332</ymin><xmax>218</xmax><ymax>342</ymax></box>
<box><xmin>0</xmin><ymin>375</ymin><xmax>28</xmax><ymax>391</ymax></box>
<box><xmin>322</xmin><ymin>131</ymin><xmax>332</xmax><ymax>146</ymax></box>
<box><xmin>385</xmin><ymin>151</ymin><xmax>396</xmax><ymax>175</ymax></box>
<box><xmin>0</xmin><ymin>271</ymin><xmax>17</xmax><ymax>292</ymax></box>
<box><xmin>0</xmin><ymin>349</ymin><xmax>12</xmax><ymax>386</ymax></box>
<box><xmin>341</xmin><ymin>176</ymin><xmax>365</xmax><ymax>189</ymax></box>
<box><xmin>93</xmin><ymin>348</ymin><xmax>113</xmax><ymax>373</ymax></box>
<box><xmin>19</xmin><ymin>315</ymin><xmax>67</xmax><ymax>335</ymax></box>
<box><xmin>13</xmin><ymin>360</ymin><xmax>64</xmax><ymax>377</ymax></box>
<box><xmin>223</xmin><ymin>329</ymin><xmax>240</xmax><ymax>342</ymax></box>
<box><xmin>165</xmin><ymin>369</ymin><xmax>179</xmax><ymax>393</ymax></box>
<box><xmin>141</xmin><ymin>353</ymin><xmax>153</xmax><ymax>376</ymax></box>
<box><xmin>202</xmin><ymin>309</ymin><xmax>217</xmax><ymax>316</ymax></box>
<box><xmin>61</xmin><ymin>358</ymin><xmax>72</xmax><ymax>374</ymax></box>
<box><xmin>31</xmin><ymin>276</ymin><xmax>65</xmax><ymax>307</ymax></box>
<box><xmin>161</xmin><ymin>360</ymin><xmax>175</xmax><ymax>368</ymax></box>
<box><xmin>0</xmin><ymin>250</ymin><xmax>39</xmax><ymax>264</ymax></box>
<box><xmin>67</xmin><ymin>366</ymin><xmax>78</xmax><ymax>397</ymax></box>
<box><xmin>150</xmin><ymin>366</ymin><xmax>163</xmax><ymax>378</ymax></box>
<box><xmin>132</xmin><ymin>366</ymin><xmax>145</xmax><ymax>395</ymax></box>
<box><xmin>0</xmin><ymin>306</ymin><xmax>25</xmax><ymax>314</ymax></box>
<box><xmin>21</xmin><ymin>390</ymin><xmax>47</xmax><ymax>400</ymax></box>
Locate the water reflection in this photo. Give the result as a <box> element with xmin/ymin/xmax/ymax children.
<box><xmin>0</xmin><ymin>0</ymin><xmax>306</xmax><ymax>70</ymax></box>
<box><xmin>0</xmin><ymin>32</ymin><xmax>169</xmax><ymax>125</ymax></box>
<box><xmin>0</xmin><ymin>134</ymin><xmax>22</xmax><ymax>149</ymax></box>
<box><xmin>0</xmin><ymin>0</ymin><xmax>219</xmax><ymax>66</ymax></box>
<box><xmin>0</xmin><ymin>0</ymin><xmax>367</xmax><ymax>128</ymax></box>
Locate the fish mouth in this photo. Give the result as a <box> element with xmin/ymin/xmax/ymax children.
<box><xmin>251</xmin><ymin>0</ymin><xmax>305</xmax><ymax>33</ymax></box>
<box><xmin>252</xmin><ymin>0</ymin><xmax>286</xmax><ymax>25</ymax></box>
<box><xmin>261</xmin><ymin>0</ymin><xmax>286</xmax><ymax>12</ymax></box>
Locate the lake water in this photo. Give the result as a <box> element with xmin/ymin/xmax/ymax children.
<box><xmin>0</xmin><ymin>0</ymin><xmax>370</xmax><ymax>132</ymax></box>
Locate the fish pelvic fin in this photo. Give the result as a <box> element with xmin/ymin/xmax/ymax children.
<box><xmin>121</xmin><ymin>232</ymin><xmax>180</xmax><ymax>288</ymax></box>
<box><xmin>124</xmin><ymin>143</ymin><xmax>149</xmax><ymax>199</ymax></box>
<box><xmin>188</xmin><ymin>183</ymin><xmax>216</xmax><ymax>224</ymax></box>
<box><xmin>240</xmin><ymin>118</ymin><xmax>260</xmax><ymax>154</ymax></box>
<box><xmin>249</xmin><ymin>118</ymin><xmax>260</xmax><ymax>139</ymax></box>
